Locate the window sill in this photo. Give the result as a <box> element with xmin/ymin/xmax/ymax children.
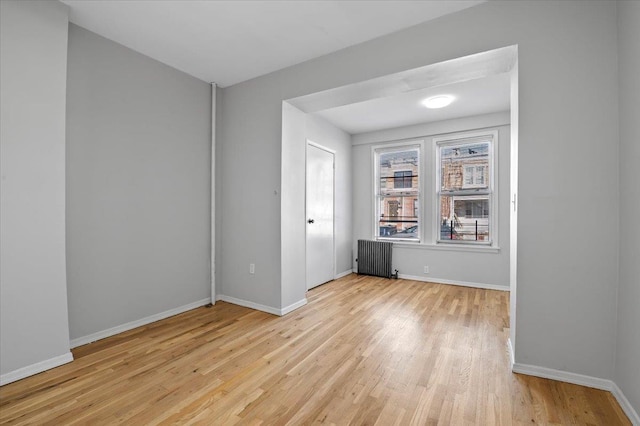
<box><xmin>389</xmin><ymin>241</ymin><xmax>501</xmax><ymax>253</ymax></box>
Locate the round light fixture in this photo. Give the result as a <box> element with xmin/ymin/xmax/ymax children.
<box><xmin>421</xmin><ymin>95</ymin><xmax>455</xmax><ymax>109</ymax></box>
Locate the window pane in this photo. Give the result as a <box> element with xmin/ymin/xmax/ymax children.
<box><xmin>380</xmin><ymin>149</ymin><xmax>418</xmax><ymax>195</ymax></box>
<box><xmin>378</xmin><ymin>195</ymin><xmax>418</xmax><ymax>240</ymax></box>
<box><xmin>475</xmin><ymin>166</ymin><xmax>486</xmax><ymax>186</ymax></box>
<box><xmin>439</xmin><ymin>196</ymin><xmax>490</xmax><ymax>241</ymax></box>
<box><xmin>376</xmin><ymin>146</ymin><xmax>420</xmax><ymax>241</ymax></box>
<box><xmin>393</xmin><ymin>170</ymin><xmax>413</xmax><ymax>188</ymax></box>
<box><xmin>464</xmin><ymin>166</ymin><xmax>474</xmax><ymax>186</ymax></box>
<box><xmin>440</xmin><ymin>142</ymin><xmax>490</xmax><ymax>191</ymax></box>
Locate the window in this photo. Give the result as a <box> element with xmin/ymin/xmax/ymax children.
<box><xmin>371</xmin><ymin>132</ymin><xmax>497</xmax><ymax>247</ymax></box>
<box><xmin>394</xmin><ymin>171</ymin><xmax>413</xmax><ymax>188</ymax></box>
<box><xmin>375</xmin><ymin>144</ymin><xmax>421</xmax><ymax>241</ymax></box>
<box><xmin>437</xmin><ymin>134</ymin><xmax>494</xmax><ymax>244</ymax></box>
<box><xmin>463</xmin><ymin>165</ymin><xmax>486</xmax><ymax>188</ymax></box>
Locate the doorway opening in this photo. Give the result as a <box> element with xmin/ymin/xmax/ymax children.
<box><xmin>282</xmin><ymin>46</ymin><xmax>518</xmax><ymax>365</ymax></box>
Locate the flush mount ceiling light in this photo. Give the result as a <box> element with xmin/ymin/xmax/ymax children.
<box><xmin>421</xmin><ymin>95</ymin><xmax>455</xmax><ymax>109</ymax></box>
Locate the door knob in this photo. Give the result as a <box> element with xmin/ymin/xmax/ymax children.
<box><xmin>308</xmin><ymin>219</ymin><xmax>315</xmax><ymax>224</ymax></box>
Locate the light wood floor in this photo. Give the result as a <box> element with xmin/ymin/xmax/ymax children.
<box><xmin>0</xmin><ymin>275</ymin><xmax>630</xmax><ymax>425</ymax></box>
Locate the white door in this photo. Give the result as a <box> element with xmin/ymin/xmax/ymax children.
<box><xmin>306</xmin><ymin>143</ymin><xmax>335</xmax><ymax>290</ymax></box>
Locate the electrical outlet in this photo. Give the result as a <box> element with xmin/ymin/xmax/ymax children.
<box><xmin>423</xmin><ymin>266</ymin><xmax>429</xmax><ymax>274</ymax></box>
<box><xmin>249</xmin><ymin>263</ymin><xmax>255</xmax><ymax>274</ymax></box>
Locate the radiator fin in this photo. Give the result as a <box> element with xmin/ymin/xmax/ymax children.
<box><xmin>357</xmin><ymin>239</ymin><xmax>393</xmax><ymax>278</ymax></box>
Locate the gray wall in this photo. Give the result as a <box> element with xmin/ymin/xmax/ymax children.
<box><xmin>351</xmin><ymin>112</ymin><xmax>510</xmax><ymax>288</ymax></box>
<box><xmin>66</xmin><ymin>24</ymin><xmax>211</xmax><ymax>341</ymax></box>
<box><xmin>615</xmin><ymin>0</ymin><xmax>640</xmax><ymax>414</ymax></box>
<box><xmin>218</xmin><ymin>78</ymin><xmax>285</xmax><ymax>308</ymax></box>
<box><xmin>218</xmin><ymin>0</ymin><xmax>620</xmax><ymax>381</ymax></box>
<box><xmin>0</xmin><ymin>0</ymin><xmax>72</xmax><ymax>377</ymax></box>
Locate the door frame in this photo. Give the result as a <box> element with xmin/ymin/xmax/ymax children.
<box><xmin>305</xmin><ymin>140</ymin><xmax>336</xmax><ymax>290</ymax></box>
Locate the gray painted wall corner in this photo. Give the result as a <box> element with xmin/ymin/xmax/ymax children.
<box><xmin>66</xmin><ymin>24</ymin><xmax>212</xmax><ymax>340</ymax></box>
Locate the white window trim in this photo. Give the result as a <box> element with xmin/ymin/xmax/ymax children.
<box><xmin>372</xmin><ymin>140</ymin><xmax>424</xmax><ymax>243</ymax></box>
<box><xmin>433</xmin><ymin>130</ymin><xmax>499</xmax><ymax>247</ymax></box>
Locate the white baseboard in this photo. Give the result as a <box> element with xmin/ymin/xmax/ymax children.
<box><xmin>512</xmin><ymin>363</ymin><xmax>639</xmax><ymax>424</ymax></box>
<box><xmin>512</xmin><ymin>362</ymin><xmax>612</xmax><ymax>391</ymax></box>
<box><xmin>335</xmin><ymin>269</ymin><xmax>354</xmax><ymax>279</ymax></box>
<box><xmin>70</xmin><ymin>298</ymin><xmax>211</xmax><ymax>348</ymax></box>
<box><xmin>216</xmin><ymin>294</ymin><xmax>281</xmax><ymax>316</ymax></box>
<box><xmin>1</xmin><ymin>352</ymin><xmax>74</xmax><ymax>386</ymax></box>
<box><xmin>216</xmin><ymin>294</ymin><xmax>307</xmax><ymax>316</ymax></box>
<box><xmin>612</xmin><ymin>382</ymin><xmax>640</xmax><ymax>426</ymax></box>
<box><xmin>397</xmin><ymin>274</ymin><xmax>509</xmax><ymax>292</ymax></box>
<box><xmin>281</xmin><ymin>298</ymin><xmax>308</xmax><ymax>315</ymax></box>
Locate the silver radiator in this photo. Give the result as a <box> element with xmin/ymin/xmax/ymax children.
<box><xmin>357</xmin><ymin>239</ymin><xmax>395</xmax><ymax>278</ymax></box>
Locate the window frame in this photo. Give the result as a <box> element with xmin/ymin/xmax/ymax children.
<box><xmin>372</xmin><ymin>140</ymin><xmax>424</xmax><ymax>243</ymax></box>
<box><xmin>433</xmin><ymin>130</ymin><xmax>498</xmax><ymax>246</ymax></box>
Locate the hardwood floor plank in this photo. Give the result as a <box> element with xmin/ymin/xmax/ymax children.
<box><xmin>0</xmin><ymin>275</ymin><xmax>631</xmax><ymax>425</ymax></box>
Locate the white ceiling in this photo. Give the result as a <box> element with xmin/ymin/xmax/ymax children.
<box><xmin>314</xmin><ymin>73</ymin><xmax>511</xmax><ymax>134</ymax></box>
<box><xmin>60</xmin><ymin>0</ymin><xmax>484</xmax><ymax>87</ymax></box>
